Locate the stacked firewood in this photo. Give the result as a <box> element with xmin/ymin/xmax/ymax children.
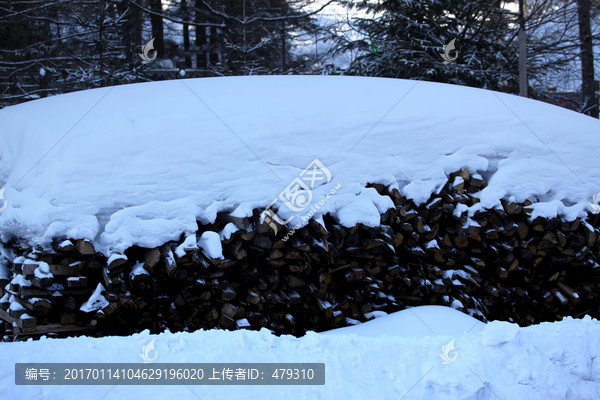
<box><xmin>0</xmin><ymin>239</ymin><xmax>100</xmax><ymax>336</ymax></box>
<box><xmin>1</xmin><ymin>169</ymin><xmax>599</xmax><ymax>339</ymax></box>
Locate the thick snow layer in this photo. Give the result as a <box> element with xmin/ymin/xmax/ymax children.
<box><xmin>0</xmin><ymin>76</ymin><xmax>599</xmax><ymax>254</ymax></box>
<box><xmin>1</xmin><ymin>306</ymin><xmax>598</xmax><ymax>400</ymax></box>
<box><xmin>197</xmin><ymin>231</ymin><xmax>223</xmax><ymax>259</ymax></box>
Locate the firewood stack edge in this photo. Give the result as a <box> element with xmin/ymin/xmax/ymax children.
<box><xmin>0</xmin><ymin>169</ymin><xmax>598</xmax><ymax>339</ymax></box>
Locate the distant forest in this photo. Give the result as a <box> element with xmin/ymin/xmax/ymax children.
<box><xmin>1</xmin><ymin>0</ymin><xmax>598</xmax><ymax>117</ymax></box>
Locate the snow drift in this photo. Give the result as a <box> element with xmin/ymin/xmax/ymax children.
<box><xmin>1</xmin><ymin>306</ymin><xmax>598</xmax><ymax>400</ymax></box>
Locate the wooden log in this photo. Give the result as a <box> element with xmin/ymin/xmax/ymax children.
<box><xmin>230</xmin><ymin>241</ymin><xmax>248</xmax><ymax>260</ymax></box>
<box><xmin>66</xmin><ymin>276</ymin><xmax>88</xmax><ymax>288</ymax></box>
<box><xmin>551</xmin><ymin>288</ymin><xmax>568</xmax><ymax>305</ymax></box>
<box><xmin>107</xmin><ymin>254</ymin><xmax>128</xmax><ymax>271</ymax></box>
<box><xmin>17</xmin><ymin>314</ymin><xmax>38</xmax><ymax>329</ymax></box>
<box><xmin>57</xmin><ymin>240</ymin><xmax>76</xmax><ymax>253</ymax></box>
<box><xmin>14</xmin><ymin>322</ymin><xmax>90</xmax><ymax>335</ymax></box>
<box><xmin>221</xmin><ymin>303</ymin><xmax>241</xmax><ymax>319</ymax></box>
<box><xmin>287</xmin><ymin>275</ymin><xmax>304</xmax><ymax>288</ymax></box>
<box><xmin>160</xmin><ymin>247</ymin><xmax>177</xmax><ymax>276</ymax></box>
<box><xmin>31</xmin><ymin>276</ymin><xmax>53</xmax><ymax>289</ymax></box>
<box><xmin>145</xmin><ymin>248</ymin><xmax>161</xmax><ymax>269</ymax></box>
<box><xmin>86</xmin><ymin>258</ymin><xmax>103</xmax><ymax>270</ymax></box>
<box><xmin>239</xmin><ymin>230</ymin><xmax>256</xmax><ymax>241</ymax></box>
<box><xmin>217</xmin><ymin>259</ymin><xmax>236</xmax><ymax>269</ymax></box>
<box><xmin>18</xmin><ymin>285</ymin><xmax>89</xmax><ymax>297</ymax></box>
<box><xmin>44</xmin><ymin>262</ymin><xmax>84</xmax><ymax>276</ymax></box>
<box><xmin>60</xmin><ymin>313</ymin><xmax>78</xmax><ymax>324</ymax></box>
<box><xmin>556</xmin><ymin>282</ymin><xmax>579</xmax><ymax>302</ymax></box>
<box><xmin>470</xmin><ymin>173</ymin><xmax>484</xmax><ymax>188</ymax></box>
<box><xmin>102</xmin><ymin>268</ymin><xmax>124</xmax><ymax>292</ymax></box>
<box><xmin>221</xmin><ymin>286</ymin><xmax>236</xmax><ymax>301</ymax></box>
<box><xmin>14</xmin><ymin>296</ymin><xmax>51</xmax><ymax>311</ymax></box>
<box><xmin>75</xmin><ymin>239</ymin><xmax>96</xmax><ymax>255</ymax></box>
<box><xmin>452</xmin><ymin>176</ymin><xmax>465</xmax><ymax>193</ymax></box>
<box><xmin>222</xmin><ymin>212</ymin><xmax>251</xmax><ymax>230</ymax></box>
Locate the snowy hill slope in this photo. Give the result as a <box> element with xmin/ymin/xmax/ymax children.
<box><xmin>0</xmin><ymin>76</ymin><xmax>599</xmax><ymax>255</ymax></box>
<box><xmin>1</xmin><ymin>306</ymin><xmax>598</xmax><ymax>400</ymax></box>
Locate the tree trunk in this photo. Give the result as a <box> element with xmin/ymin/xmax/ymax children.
<box><xmin>281</xmin><ymin>2</ymin><xmax>287</xmax><ymax>70</ymax></box>
<box><xmin>120</xmin><ymin>0</ymin><xmax>143</xmax><ymax>65</ymax></box>
<box><xmin>150</xmin><ymin>0</ymin><xmax>164</xmax><ymax>57</ymax></box>
<box><xmin>182</xmin><ymin>0</ymin><xmax>191</xmax><ymax>67</ymax></box>
<box><xmin>577</xmin><ymin>0</ymin><xmax>598</xmax><ymax>118</ymax></box>
<box><xmin>98</xmin><ymin>0</ymin><xmax>106</xmax><ymax>80</ymax></box>
<box><xmin>518</xmin><ymin>0</ymin><xmax>527</xmax><ymax>97</ymax></box>
<box><xmin>195</xmin><ymin>0</ymin><xmax>206</xmax><ymax>68</ymax></box>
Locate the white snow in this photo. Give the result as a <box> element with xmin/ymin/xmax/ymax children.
<box><xmin>10</xmin><ymin>274</ymin><xmax>31</xmax><ymax>287</ymax></box>
<box><xmin>197</xmin><ymin>231</ymin><xmax>223</xmax><ymax>259</ymax></box>
<box><xmin>425</xmin><ymin>239</ymin><xmax>439</xmax><ymax>249</ymax></box>
<box><xmin>79</xmin><ymin>283</ymin><xmax>109</xmax><ymax>313</ymax></box>
<box><xmin>452</xmin><ymin>176</ymin><xmax>464</xmax><ymax>188</ymax></box>
<box><xmin>129</xmin><ymin>262</ymin><xmax>150</xmax><ymax>278</ymax></box>
<box><xmin>554</xmin><ymin>290</ymin><xmax>567</xmax><ymax>304</ymax></box>
<box><xmin>451</xmin><ymin>299</ymin><xmax>465</xmax><ymax>309</ymax></box>
<box><xmin>326</xmin><ymin>306</ymin><xmax>485</xmax><ymax>337</ymax></box>
<box><xmin>442</xmin><ymin>269</ymin><xmax>472</xmax><ymax>281</ymax></box>
<box><xmin>58</xmin><ymin>240</ymin><xmax>73</xmax><ymax>250</ymax></box>
<box><xmin>453</xmin><ymin>203</ymin><xmax>468</xmax><ymax>218</ymax></box>
<box><xmin>175</xmin><ymin>234</ymin><xmax>198</xmax><ymax>258</ymax></box>
<box><xmin>8</xmin><ymin>298</ymin><xmax>25</xmax><ymax>311</ymax></box>
<box><xmin>336</xmin><ymin>196</ymin><xmax>381</xmax><ymax>227</ymax></box>
<box><xmin>33</xmin><ymin>262</ymin><xmax>52</xmax><ymax>279</ymax></box>
<box><xmin>0</xmin><ymin>306</ymin><xmax>598</xmax><ymax>399</ymax></box>
<box><xmin>219</xmin><ymin>222</ymin><xmax>240</xmax><ymax>241</ymax></box>
<box><xmin>236</xmin><ymin>318</ymin><xmax>251</xmax><ymax>328</ymax></box>
<box><xmin>0</xmin><ymin>76</ymin><xmax>599</xmax><ymax>255</ymax></box>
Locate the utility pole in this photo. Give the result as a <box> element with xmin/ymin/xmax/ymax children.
<box><xmin>518</xmin><ymin>0</ymin><xmax>527</xmax><ymax>97</ymax></box>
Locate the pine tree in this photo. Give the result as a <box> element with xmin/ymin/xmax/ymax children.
<box><xmin>202</xmin><ymin>0</ymin><xmax>322</xmax><ymax>75</ymax></box>
<box><xmin>339</xmin><ymin>0</ymin><xmax>519</xmax><ymax>91</ymax></box>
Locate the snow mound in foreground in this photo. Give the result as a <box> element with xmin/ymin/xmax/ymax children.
<box><xmin>1</xmin><ymin>76</ymin><xmax>599</xmax><ymax>254</ymax></box>
<box><xmin>1</xmin><ymin>306</ymin><xmax>598</xmax><ymax>400</ymax></box>
<box><xmin>323</xmin><ymin>305</ymin><xmax>485</xmax><ymax>337</ymax></box>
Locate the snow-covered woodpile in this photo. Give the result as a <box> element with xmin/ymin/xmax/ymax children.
<box><xmin>1</xmin><ymin>169</ymin><xmax>599</xmax><ymax>339</ymax></box>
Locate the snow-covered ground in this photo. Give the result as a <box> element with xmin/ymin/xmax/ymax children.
<box><xmin>1</xmin><ymin>306</ymin><xmax>598</xmax><ymax>400</ymax></box>
<box><xmin>0</xmin><ymin>76</ymin><xmax>599</xmax><ymax>256</ymax></box>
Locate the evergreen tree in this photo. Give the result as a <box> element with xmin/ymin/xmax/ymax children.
<box><xmin>202</xmin><ymin>0</ymin><xmax>322</xmax><ymax>75</ymax></box>
<box><xmin>339</xmin><ymin>0</ymin><xmax>519</xmax><ymax>91</ymax></box>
